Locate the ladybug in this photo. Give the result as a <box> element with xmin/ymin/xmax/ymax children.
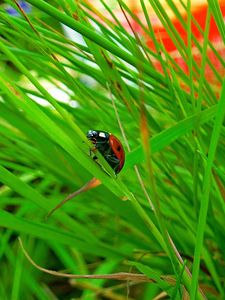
<box><xmin>86</xmin><ymin>130</ymin><xmax>125</xmax><ymax>174</ymax></box>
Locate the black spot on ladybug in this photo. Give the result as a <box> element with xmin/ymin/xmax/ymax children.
<box><xmin>117</xmin><ymin>146</ymin><xmax>121</xmax><ymax>151</ymax></box>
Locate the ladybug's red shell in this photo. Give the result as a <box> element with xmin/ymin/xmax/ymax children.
<box><xmin>109</xmin><ymin>134</ymin><xmax>125</xmax><ymax>173</ymax></box>
<box><xmin>86</xmin><ymin>130</ymin><xmax>125</xmax><ymax>174</ymax></box>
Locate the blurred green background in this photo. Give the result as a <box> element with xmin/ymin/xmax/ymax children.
<box><xmin>0</xmin><ymin>1</ymin><xmax>224</xmax><ymax>299</ymax></box>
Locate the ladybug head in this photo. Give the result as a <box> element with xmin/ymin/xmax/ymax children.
<box><xmin>86</xmin><ymin>130</ymin><xmax>98</xmax><ymax>141</ymax></box>
<box><xmin>86</xmin><ymin>130</ymin><xmax>109</xmax><ymax>143</ymax></box>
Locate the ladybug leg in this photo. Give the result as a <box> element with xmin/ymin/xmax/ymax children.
<box><xmin>90</xmin><ymin>151</ymin><xmax>102</xmax><ymax>168</ymax></box>
<box><xmin>105</xmin><ymin>153</ymin><xmax>120</xmax><ymax>174</ymax></box>
<box><xmin>88</xmin><ymin>138</ymin><xmax>97</xmax><ymax>157</ymax></box>
<box><xmin>89</xmin><ymin>146</ymin><xmax>97</xmax><ymax>157</ymax></box>
<box><xmin>91</xmin><ymin>153</ymin><xmax>111</xmax><ymax>176</ymax></box>
<box><xmin>88</xmin><ymin>144</ymin><xmax>103</xmax><ymax>167</ymax></box>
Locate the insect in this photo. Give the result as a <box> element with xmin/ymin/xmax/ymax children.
<box><xmin>46</xmin><ymin>130</ymin><xmax>125</xmax><ymax>218</ymax></box>
<box><xmin>86</xmin><ymin>130</ymin><xmax>125</xmax><ymax>174</ymax></box>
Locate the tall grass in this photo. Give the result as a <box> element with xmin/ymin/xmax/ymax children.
<box><xmin>0</xmin><ymin>0</ymin><xmax>224</xmax><ymax>299</ymax></box>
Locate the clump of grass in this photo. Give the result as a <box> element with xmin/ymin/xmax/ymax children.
<box><xmin>0</xmin><ymin>1</ymin><xmax>224</xmax><ymax>299</ymax></box>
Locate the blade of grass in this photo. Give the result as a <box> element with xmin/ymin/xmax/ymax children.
<box><xmin>190</xmin><ymin>80</ymin><xmax>225</xmax><ymax>299</ymax></box>
<box><xmin>126</xmin><ymin>105</ymin><xmax>217</xmax><ymax>168</ymax></box>
<box><xmin>208</xmin><ymin>0</ymin><xmax>225</xmax><ymax>44</ymax></box>
<box><xmin>25</xmin><ymin>0</ymin><xmax>166</xmax><ymax>85</ymax></box>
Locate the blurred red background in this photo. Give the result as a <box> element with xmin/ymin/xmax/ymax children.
<box><xmin>125</xmin><ymin>0</ymin><xmax>225</xmax><ymax>91</ymax></box>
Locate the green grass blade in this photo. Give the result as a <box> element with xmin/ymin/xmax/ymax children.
<box><xmin>190</xmin><ymin>80</ymin><xmax>225</xmax><ymax>299</ymax></box>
